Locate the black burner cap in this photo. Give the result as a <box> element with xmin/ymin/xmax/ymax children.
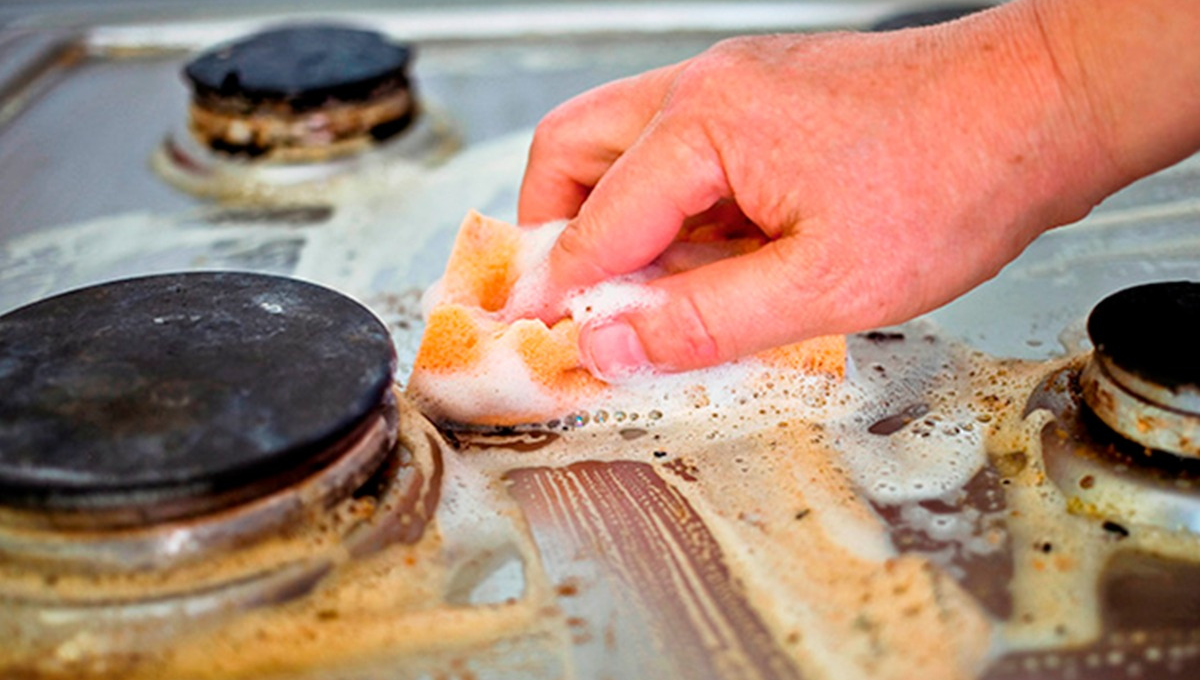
<box><xmin>184</xmin><ymin>25</ymin><xmax>413</xmax><ymax>110</ymax></box>
<box><xmin>1088</xmin><ymin>281</ymin><xmax>1200</xmax><ymax>394</ymax></box>
<box><xmin>0</xmin><ymin>272</ymin><xmax>395</xmax><ymax>515</ymax></box>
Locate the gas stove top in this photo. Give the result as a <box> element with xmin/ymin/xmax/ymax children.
<box><xmin>1</xmin><ymin>4</ymin><xmax>1200</xmax><ymax>679</ymax></box>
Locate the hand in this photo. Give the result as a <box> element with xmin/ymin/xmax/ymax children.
<box><xmin>518</xmin><ymin>0</ymin><xmax>1197</xmax><ymax>379</ymax></box>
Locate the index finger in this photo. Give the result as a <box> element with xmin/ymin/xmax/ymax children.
<box><xmin>518</xmin><ymin>63</ymin><xmax>685</xmax><ymax>226</ymax></box>
<box><xmin>539</xmin><ymin>114</ymin><xmax>732</xmax><ymax>310</ymax></box>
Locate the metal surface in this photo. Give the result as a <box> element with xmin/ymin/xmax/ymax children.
<box><xmin>2</xmin><ymin>3</ymin><xmax>1200</xmax><ymax>679</ymax></box>
<box><xmin>0</xmin><ymin>2</ymin><xmax>922</xmax><ymax>240</ymax></box>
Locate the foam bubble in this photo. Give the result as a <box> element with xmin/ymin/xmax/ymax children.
<box><xmin>408</xmin><ymin>344</ymin><xmax>560</xmax><ymax>425</ymax></box>
<box><xmin>565</xmin><ymin>277</ymin><xmax>666</xmax><ymax>327</ymax></box>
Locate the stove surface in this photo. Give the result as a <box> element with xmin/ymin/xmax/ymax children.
<box><xmin>2</xmin><ymin>3</ymin><xmax>1200</xmax><ymax>680</ymax></box>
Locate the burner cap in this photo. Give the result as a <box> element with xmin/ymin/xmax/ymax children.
<box><xmin>1088</xmin><ymin>281</ymin><xmax>1200</xmax><ymax>400</ymax></box>
<box><xmin>184</xmin><ymin>25</ymin><xmax>412</xmax><ymax>110</ymax></box>
<box><xmin>0</xmin><ymin>272</ymin><xmax>396</xmax><ymax>517</ymax></box>
<box><xmin>182</xmin><ymin>25</ymin><xmax>418</xmax><ymax>160</ymax></box>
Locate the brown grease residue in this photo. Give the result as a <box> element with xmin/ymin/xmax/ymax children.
<box><xmin>7</xmin><ymin>327</ymin><xmax>1200</xmax><ymax>679</ymax></box>
<box><xmin>507</xmin><ymin>460</ymin><xmax>801</xmax><ymax>680</ymax></box>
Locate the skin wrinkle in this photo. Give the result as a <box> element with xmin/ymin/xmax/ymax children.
<box><xmin>1029</xmin><ymin>0</ymin><xmax>1123</xmax><ymax>184</ymax></box>
<box><xmin>662</xmin><ymin>290</ymin><xmax>723</xmax><ymax>370</ymax></box>
<box><xmin>520</xmin><ymin>65</ymin><xmax>684</xmax><ymax>225</ymax></box>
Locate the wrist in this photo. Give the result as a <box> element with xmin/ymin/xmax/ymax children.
<box><xmin>1027</xmin><ymin>0</ymin><xmax>1200</xmax><ymax>187</ymax></box>
<box><xmin>918</xmin><ymin>0</ymin><xmax>1123</xmax><ymax>236</ymax></box>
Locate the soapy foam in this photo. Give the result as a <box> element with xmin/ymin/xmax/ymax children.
<box><xmin>563</xmin><ymin>277</ymin><xmax>667</xmax><ymax>327</ymax></box>
<box><xmin>498</xmin><ymin>219</ymin><xmax>565</xmax><ymax>321</ymax></box>
<box><xmin>408</xmin><ymin>348</ymin><xmax>563</xmax><ymax>427</ymax></box>
<box><xmin>439</xmin><ymin>327</ymin><xmax>1010</xmax><ymax>680</ymax></box>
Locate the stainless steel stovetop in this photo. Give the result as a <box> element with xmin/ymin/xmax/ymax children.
<box><xmin>2</xmin><ymin>3</ymin><xmax>1200</xmax><ymax>679</ymax></box>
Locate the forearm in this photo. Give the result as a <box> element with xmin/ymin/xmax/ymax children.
<box><xmin>1031</xmin><ymin>0</ymin><xmax>1200</xmax><ymax>186</ymax></box>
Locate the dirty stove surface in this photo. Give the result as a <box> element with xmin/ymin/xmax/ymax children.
<box><xmin>2</xmin><ymin>4</ymin><xmax>1200</xmax><ymax>679</ymax></box>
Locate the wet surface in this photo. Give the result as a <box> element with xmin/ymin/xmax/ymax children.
<box><xmin>508</xmin><ymin>460</ymin><xmax>802</xmax><ymax>680</ymax></box>
<box><xmin>1030</xmin><ymin>364</ymin><xmax>1200</xmax><ymax>534</ymax></box>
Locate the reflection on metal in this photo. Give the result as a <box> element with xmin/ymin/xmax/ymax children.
<box><xmin>507</xmin><ymin>461</ymin><xmax>801</xmax><ymax>680</ymax></box>
<box><xmin>985</xmin><ymin>551</ymin><xmax>1200</xmax><ymax>679</ymax></box>
<box><xmin>871</xmin><ymin>465</ymin><xmax>1014</xmax><ymax>620</ymax></box>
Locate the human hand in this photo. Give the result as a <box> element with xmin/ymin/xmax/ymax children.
<box><xmin>517</xmin><ymin>2</ymin><xmax>1136</xmax><ymax>379</ymax></box>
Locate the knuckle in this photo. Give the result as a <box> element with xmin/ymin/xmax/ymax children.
<box><xmin>553</xmin><ymin>223</ymin><xmax>617</xmax><ymax>282</ymax></box>
<box><xmin>654</xmin><ymin>293</ymin><xmax>724</xmax><ymax>370</ymax></box>
<box><xmin>530</xmin><ymin>108</ymin><xmax>570</xmax><ymax>154</ymax></box>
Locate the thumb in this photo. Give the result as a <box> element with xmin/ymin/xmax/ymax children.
<box><xmin>579</xmin><ymin>237</ymin><xmax>854</xmax><ymax>377</ymax></box>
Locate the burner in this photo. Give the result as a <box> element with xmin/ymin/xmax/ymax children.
<box><xmin>0</xmin><ymin>271</ymin><xmax>396</xmax><ymax>527</ymax></box>
<box><xmin>1029</xmin><ymin>281</ymin><xmax>1200</xmax><ymax>534</ymax></box>
<box><xmin>1083</xmin><ymin>281</ymin><xmax>1200</xmax><ymax>457</ymax></box>
<box><xmin>184</xmin><ymin>25</ymin><xmax>417</xmax><ymax>161</ymax></box>
<box><xmin>154</xmin><ymin>24</ymin><xmax>458</xmax><ymax>202</ymax></box>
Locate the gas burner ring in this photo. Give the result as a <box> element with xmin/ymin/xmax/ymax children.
<box><xmin>1028</xmin><ymin>280</ymin><xmax>1200</xmax><ymax>535</ymax></box>
<box><xmin>1030</xmin><ymin>364</ymin><xmax>1200</xmax><ymax>536</ymax></box>
<box><xmin>1081</xmin><ymin>354</ymin><xmax>1200</xmax><ymax>459</ymax></box>
<box><xmin>153</xmin><ymin>101</ymin><xmax>458</xmax><ymax>203</ymax></box>
<box><xmin>0</xmin><ymin>397</ymin><xmax>394</xmax><ymax>569</ymax></box>
<box><xmin>0</xmin><ymin>392</ymin><xmax>444</xmax><ymax>610</ymax></box>
<box><xmin>0</xmin><ymin>272</ymin><xmax>445</xmax><ymax>607</ymax></box>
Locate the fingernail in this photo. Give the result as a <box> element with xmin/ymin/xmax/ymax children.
<box><xmin>582</xmin><ymin>321</ymin><xmax>650</xmax><ymax>380</ymax></box>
